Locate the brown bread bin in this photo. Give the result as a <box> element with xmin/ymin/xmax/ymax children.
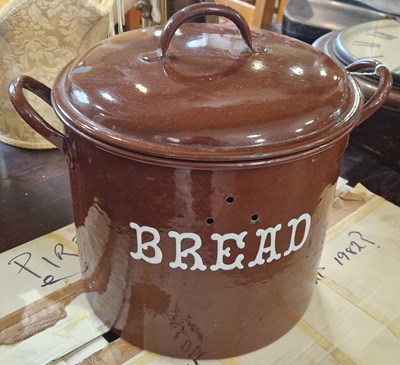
<box><xmin>9</xmin><ymin>3</ymin><xmax>392</xmax><ymax>360</ymax></box>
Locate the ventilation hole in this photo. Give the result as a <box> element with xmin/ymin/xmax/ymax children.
<box><xmin>251</xmin><ymin>214</ymin><xmax>260</xmax><ymax>223</ymax></box>
<box><xmin>206</xmin><ymin>217</ymin><xmax>215</xmax><ymax>225</ymax></box>
<box><xmin>177</xmin><ymin>213</ymin><xmax>184</xmax><ymax>218</ymax></box>
<box><xmin>225</xmin><ymin>196</ymin><xmax>235</xmax><ymax>204</ymax></box>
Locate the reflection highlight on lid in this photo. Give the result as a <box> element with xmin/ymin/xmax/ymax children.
<box><xmin>254</xmin><ymin>138</ymin><xmax>266</xmax><ymax>144</ymax></box>
<box><xmin>167</xmin><ymin>136</ymin><xmax>180</xmax><ymax>143</ymax></box>
<box><xmin>135</xmin><ymin>84</ymin><xmax>148</xmax><ymax>94</ymax></box>
<box><xmin>73</xmin><ymin>89</ymin><xmax>90</xmax><ymax>104</ymax></box>
<box><xmin>252</xmin><ymin>60</ymin><xmax>266</xmax><ymax>71</ymax></box>
<box><xmin>187</xmin><ymin>37</ymin><xmax>208</xmax><ymax>48</ymax></box>
<box><xmin>246</xmin><ymin>134</ymin><xmax>265</xmax><ymax>145</ymax></box>
<box><xmin>101</xmin><ymin>91</ymin><xmax>115</xmax><ymax>102</ymax></box>
<box><xmin>289</xmin><ymin>66</ymin><xmax>304</xmax><ymax>76</ymax></box>
<box><xmin>320</xmin><ymin>68</ymin><xmax>328</xmax><ymax>77</ymax></box>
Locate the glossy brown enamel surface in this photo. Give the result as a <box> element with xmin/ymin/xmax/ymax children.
<box><xmin>66</xmin><ymin>125</ymin><xmax>348</xmax><ymax>358</ymax></box>
<box><xmin>52</xmin><ymin>23</ymin><xmax>362</xmax><ymax>161</ymax></box>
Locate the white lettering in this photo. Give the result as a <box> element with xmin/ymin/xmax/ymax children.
<box><xmin>283</xmin><ymin>213</ymin><xmax>311</xmax><ymax>256</ymax></box>
<box><xmin>210</xmin><ymin>232</ymin><xmax>247</xmax><ymax>271</ymax></box>
<box><xmin>168</xmin><ymin>231</ymin><xmax>207</xmax><ymax>271</ymax></box>
<box><xmin>127</xmin><ymin>212</ymin><xmax>312</xmax><ymax>270</ymax></box>
<box><xmin>248</xmin><ymin>224</ymin><xmax>282</xmax><ymax>267</ymax></box>
<box><xmin>129</xmin><ymin>222</ymin><xmax>162</xmax><ymax>264</ymax></box>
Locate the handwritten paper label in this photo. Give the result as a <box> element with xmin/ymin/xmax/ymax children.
<box><xmin>332</xmin><ymin>230</ymin><xmax>379</xmax><ymax>267</ymax></box>
<box><xmin>8</xmin><ymin>242</ymin><xmax>79</xmax><ymax>288</ymax></box>
<box><xmin>0</xmin><ymin>224</ymin><xmax>80</xmax><ymax>318</ymax></box>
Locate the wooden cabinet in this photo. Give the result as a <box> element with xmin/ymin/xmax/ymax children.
<box><xmin>214</xmin><ymin>0</ymin><xmax>276</xmax><ymax>28</ymax></box>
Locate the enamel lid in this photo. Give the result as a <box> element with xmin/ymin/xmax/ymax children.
<box><xmin>51</xmin><ymin>3</ymin><xmax>363</xmax><ymax>162</ymax></box>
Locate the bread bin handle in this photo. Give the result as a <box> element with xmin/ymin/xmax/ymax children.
<box><xmin>346</xmin><ymin>59</ymin><xmax>393</xmax><ymax>126</ymax></box>
<box><xmin>141</xmin><ymin>3</ymin><xmax>254</xmax><ymax>62</ymax></box>
<box><xmin>8</xmin><ymin>76</ymin><xmax>68</xmax><ymax>154</ymax></box>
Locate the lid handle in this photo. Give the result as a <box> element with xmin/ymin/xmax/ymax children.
<box><xmin>141</xmin><ymin>3</ymin><xmax>254</xmax><ymax>62</ymax></box>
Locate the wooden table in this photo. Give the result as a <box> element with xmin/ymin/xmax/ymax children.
<box><xmin>0</xmin><ymin>144</ymin><xmax>73</xmax><ymax>253</ymax></box>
